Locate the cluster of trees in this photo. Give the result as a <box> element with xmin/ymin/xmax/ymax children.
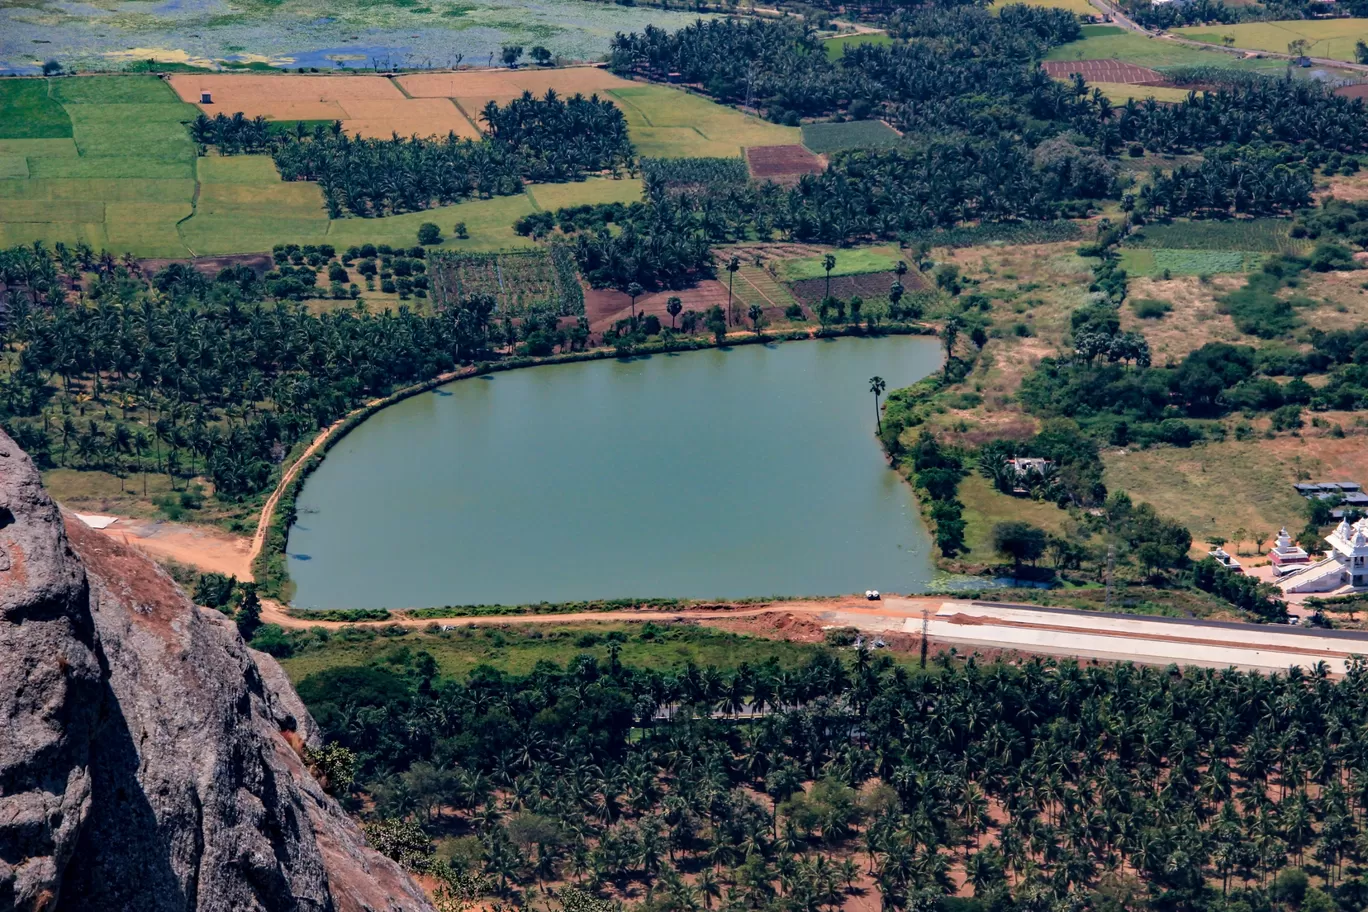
<box><xmin>296</xmin><ymin>627</ymin><xmax>1368</xmax><ymax>912</ymax></box>
<box><xmin>1136</xmin><ymin>146</ymin><xmax>1314</xmax><ymax>218</ymax></box>
<box><xmin>188</xmin><ymin>112</ymin><xmax>277</xmax><ymax>154</ymax></box>
<box><xmin>479</xmin><ymin>90</ymin><xmax>634</xmax><ymax>183</ymax></box>
<box><xmin>1106</xmin><ymin>82</ymin><xmax>1368</xmax><ymax>156</ymax></box>
<box><xmin>568</xmin><ymin>195</ymin><xmax>715</xmax><ymax>290</ymax></box>
<box><xmin>267</xmin><ymin>91</ymin><xmax>633</xmax><ymax>217</ymax></box>
<box><xmin>0</xmin><ymin>244</ymin><xmax>501</xmax><ymax>501</ymax></box>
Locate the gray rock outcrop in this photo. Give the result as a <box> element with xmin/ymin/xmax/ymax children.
<box><xmin>0</xmin><ymin>432</ymin><xmax>434</xmax><ymax>912</ymax></box>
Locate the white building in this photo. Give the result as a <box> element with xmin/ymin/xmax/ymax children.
<box><xmin>1279</xmin><ymin>517</ymin><xmax>1368</xmax><ymax>594</ymax></box>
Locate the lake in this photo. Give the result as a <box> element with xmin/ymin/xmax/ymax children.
<box><xmin>287</xmin><ymin>335</ymin><xmax>942</xmax><ymax>608</ymax></box>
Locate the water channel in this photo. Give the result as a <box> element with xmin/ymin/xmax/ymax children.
<box><xmin>287</xmin><ymin>335</ymin><xmax>943</xmax><ymax>608</ymax></box>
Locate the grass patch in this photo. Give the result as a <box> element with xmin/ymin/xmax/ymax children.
<box><xmin>822</xmin><ymin>31</ymin><xmax>894</xmax><ymax>60</ymax></box>
<box><xmin>1084</xmin><ymin>82</ymin><xmax>1201</xmax><ymax>104</ymax></box>
<box><xmin>607</xmin><ymin>85</ymin><xmax>799</xmax><ymax>158</ymax></box>
<box><xmin>801</xmin><ymin>119</ymin><xmax>901</xmax><ymax>154</ymax></box>
<box><xmin>1044</xmin><ymin>31</ymin><xmax>1286</xmax><ymax>70</ymax></box>
<box><xmin>326</xmin><ymin>193</ymin><xmax>537</xmax><ymax>251</ymax></box>
<box><xmin>959</xmin><ymin>474</ymin><xmax>1071</xmax><ymax>565</ymax></box>
<box><xmin>279</xmin><ymin>622</ymin><xmax>837</xmax><ymax>681</ymax></box>
<box><xmin>1177</xmin><ymin>19</ymin><xmax>1368</xmax><ymax>62</ymax></box>
<box><xmin>0</xmin><ymin>81</ymin><xmax>72</xmax><ymax>139</ymax></box>
<box><xmin>1103</xmin><ymin>441</ymin><xmax>1307</xmax><ymax>544</ymax></box>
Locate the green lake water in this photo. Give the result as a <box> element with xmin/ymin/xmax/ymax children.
<box><xmin>287</xmin><ymin>336</ymin><xmax>942</xmax><ymax>609</ymax></box>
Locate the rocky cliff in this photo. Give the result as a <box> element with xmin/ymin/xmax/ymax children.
<box><xmin>0</xmin><ymin>431</ymin><xmax>434</xmax><ymax>912</ymax></box>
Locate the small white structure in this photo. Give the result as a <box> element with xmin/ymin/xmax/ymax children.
<box><xmin>200</xmin><ymin>90</ymin><xmax>213</xmax><ymax>104</ymax></box>
<box><xmin>1208</xmin><ymin>546</ymin><xmax>1242</xmax><ymax>573</ymax></box>
<box><xmin>1280</xmin><ymin>516</ymin><xmax>1368</xmax><ymax>594</ymax></box>
<box><xmin>1268</xmin><ymin>527</ymin><xmax>1311</xmax><ymax>577</ymax></box>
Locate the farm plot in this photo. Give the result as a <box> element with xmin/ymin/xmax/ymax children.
<box><xmin>745</xmin><ymin>145</ymin><xmax>823</xmax><ymax>184</ymax></box>
<box><xmin>800</xmin><ymin>120</ymin><xmax>901</xmax><ymax>154</ymax></box>
<box><xmin>525</xmin><ymin>176</ymin><xmax>644</xmax><ymax>211</ymax></box>
<box><xmin>789</xmin><ymin>270</ymin><xmax>920</xmax><ymax>306</ymax></box>
<box><xmin>822</xmin><ymin>32</ymin><xmax>894</xmax><ymax>60</ymax></box>
<box><xmin>1177</xmin><ymin>19</ymin><xmax>1368</xmax><ymax>62</ymax></box>
<box><xmin>1118</xmin><ymin>248</ymin><xmax>1265</xmax><ymax>277</ymax></box>
<box><xmin>1123</xmin><ymin>218</ymin><xmax>1303</xmax><ymax>253</ymax></box>
<box><xmin>168</xmin><ymin>74</ymin><xmax>480</xmax><ymax>139</ymax></box>
<box><xmin>1040</xmin><ymin>60</ymin><xmax>1163</xmax><ymax>84</ymax></box>
<box><xmin>429</xmin><ymin>245</ymin><xmax>583</xmax><ymax>315</ymax></box>
<box><xmin>1087</xmin><ymin>83</ymin><xmax>1198</xmax><ymax>104</ymax></box>
<box><xmin>1045</xmin><ymin>30</ymin><xmax>1287</xmax><ymax>71</ymax></box>
<box><xmin>0</xmin><ymin>76</ymin><xmax>198</xmax><ymax>257</ymax></box>
<box><xmin>605</xmin><ymin>85</ymin><xmax>799</xmax><ymax>159</ymax></box>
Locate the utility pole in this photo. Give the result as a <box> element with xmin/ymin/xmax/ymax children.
<box><xmin>920</xmin><ymin>609</ymin><xmax>929</xmax><ymax>670</ymax></box>
<box><xmin>1104</xmin><ymin>543</ymin><xmax>1116</xmax><ymax>612</ymax></box>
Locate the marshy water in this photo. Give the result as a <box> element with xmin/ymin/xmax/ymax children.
<box><xmin>287</xmin><ymin>336</ymin><xmax>942</xmax><ymax>608</ymax></box>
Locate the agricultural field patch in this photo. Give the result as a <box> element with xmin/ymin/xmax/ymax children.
<box><xmin>800</xmin><ymin>120</ymin><xmax>901</xmax><ymax>154</ymax></box>
<box><xmin>1044</xmin><ymin>31</ymin><xmax>1286</xmax><ymax>70</ymax></box>
<box><xmin>429</xmin><ymin>245</ymin><xmax>582</xmax><ymax>315</ymax></box>
<box><xmin>1040</xmin><ymin>59</ymin><xmax>1163</xmax><ymax>84</ymax></box>
<box><xmin>1118</xmin><ymin>248</ymin><xmax>1266</xmax><ymax>276</ymax></box>
<box><xmin>52</xmin><ymin>76</ymin><xmax>182</xmax><ymax>105</ymax></box>
<box><xmin>744</xmin><ymin>144</ymin><xmax>823</xmax><ymax>184</ymax></box>
<box><xmin>1121</xmin><ymin>274</ymin><xmax>1243</xmax><ymax>362</ymax></box>
<box><xmin>789</xmin><ymin>270</ymin><xmax>917</xmax><ymax>306</ymax></box>
<box><xmin>1087</xmin><ymin>83</ymin><xmax>1199</xmax><ymax>104</ymax></box>
<box><xmin>0</xmin><ymin>81</ymin><xmax>73</xmax><ymax>139</ymax></box>
<box><xmin>606</xmin><ymin>85</ymin><xmax>799</xmax><ymax>158</ymax></box>
<box><xmin>1123</xmin><ymin>218</ymin><xmax>1302</xmax><ymax>252</ymax></box>
<box><xmin>821</xmin><ymin>32</ymin><xmax>894</xmax><ymax>60</ymax></box>
<box><xmin>397</xmin><ymin>67</ymin><xmax>632</xmax><ymax>99</ymax></box>
<box><xmin>0</xmin><ymin>156</ymin><xmax>30</xmax><ymax>179</ymax></box>
<box><xmin>778</xmin><ymin>246</ymin><xmax>906</xmax><ymax>282</ymax></box>
<box><xmin>525</xmin><ymin>176</ymin><xmax>643</xmax><ymax>211</ymax></box>
<box><xmin>992</xmin><ymin>0</ymin><xmax>1097</xmax><ymax>16</ymax></box>
<box><xmin>325</xmin><ymin>194</ymin><xmax>538</xmax><ymax>252</ymax></box>
<box><xmin>1177</xmin><ymin>19</ymin><xmax>1368</xmax><ymax>62</ymax></box>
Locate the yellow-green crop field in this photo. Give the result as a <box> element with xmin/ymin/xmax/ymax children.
<box><xmin>1177</xmin><ymin>18</ymin><xmax>1368</xmax><ymax>62</ymax></box>
<box><xmin>606</xmin><ymin>84</ymin><xmax>799</xmax><ymax>158</ymax></box>
<box><xmin>0</xmin><ymin>75</ymin><xmax>649</xmax><ymax>258</ymax></box>
<box><xmin>991</xmin><ymin>0</ymin><xmax>1096</xmax><ymax>19</ymax></box>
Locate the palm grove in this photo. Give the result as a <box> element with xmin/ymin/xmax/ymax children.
<box><xmin>294</xmin><ymin>631</ymin><xmax>1368</xmax><ymax>912</ymax></box>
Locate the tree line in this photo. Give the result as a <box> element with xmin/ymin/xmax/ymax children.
<box><xmin>200</xmin><ymin>91</ymin><xmax>634</xmax><ymax>218</ymax></box>
<box><xmin>291</xmin><ymin>627</ymin><xmax>1368</xmax><ymax>912</ymax></box>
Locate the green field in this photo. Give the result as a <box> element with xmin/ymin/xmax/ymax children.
<box><xmin>1178</xmin><ymin>19</ymin><xmax>1368</xmax><ymax>62</ymax></box>
<box><xmin>779</xmin><ymin>246</ymin><xmax>904</xmax><ymax>281</ymax></box>
<box><xmin>822</xmin><ymin>31</ymin><xmax>894</xmax><ymax>60</ymax></box>
<box><xmin>1044</xmin><ymin>30</ymin><xmax>1289</xmax><ymax>70</ymax></box>
<box><xmin>0</xmin><ymin>82</ymin><xmax>73</xmax><ymax>139</ymax></box>
<box><xmin>1123</xmin><ymin>218</ymin><xmax>1301</xmax><ymax>253</ymax></box>
<box><xmin>608</xmin><ymin>84</ymin><xmax>799</xmax><ymax>158</ymax></box>
<box><xmin>1118</xmin><ymin>248</ymin><xmax>1265</xmax><ymax>277</ymax></box>
<box><xmin>1087</xmin><ymin>82</ymin><xmax>1201</xmax><ymax>103</ymax></box>
<box><xmin>801</xmin><ymin>119</ymin><xmax>902</xmax><ymax>154</ymax></box>
<box><xmin>0</xmin><ymin>76</ymin><xmax>648</xmax><ymax>258</ymax></box>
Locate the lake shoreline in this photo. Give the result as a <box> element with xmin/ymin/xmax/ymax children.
<box><xmin>257</xmin><ymin>323</ymin><xmax>938</xmax><ymax>605</ymax></box>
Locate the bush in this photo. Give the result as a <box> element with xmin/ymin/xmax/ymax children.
<box><xmin>1131</xmin><ymin>298</ymin><xmax>1171</xmax><ymax>320</ymax></box>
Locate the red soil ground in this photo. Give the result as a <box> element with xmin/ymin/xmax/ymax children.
<box><xmin>583</xmin><ymin>280</ymin><xmax>732</xmax><ymax>333</ymax></box>
<box><xmin>745</xmin><ymin>144</ymin><xmax>825</xmax><ymax>184</ymax></box>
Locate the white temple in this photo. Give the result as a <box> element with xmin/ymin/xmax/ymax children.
<box><xmin>1279</xmin><ymin>518</ymin><xmax>1368</xmax><ymax>594</ymax></box>
<box><xmin>1268</xmin><ymin>527</ymin><xmax>1310</xmax><ymax>576</ymax></box>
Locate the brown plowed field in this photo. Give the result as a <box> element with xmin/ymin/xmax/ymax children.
<box><xmin>397</xmin><ymin>67</ymin><xmax>633</xmax><ymax>98</ymax></box>
<box><xmin>1335</xmin><ymin>83</ymin><xmax>1368</xmax><ymax>99</ymax></box>
<box><xmin>1041</xmin><ymin>60</ymin><xmax>1164</xmax><ymax>84</ymax></box>
<box><xmin>790</xmin><ymin>269</ymin><xmax>926</xmax><ymax>305</ymax></box>
<box><xmin>745</xmin><ymin>144</ymin><xmax>824</xmax><ymax>184</ymax></box>
<box><xmin>168</xmin><ymin>74</ymin><xmax>482</xmax><ymax>139</ymax></box>
<box><xmin>584</xmin><ymin>281</ymin><xmax>732</xmax><ymax>333</ymax></box>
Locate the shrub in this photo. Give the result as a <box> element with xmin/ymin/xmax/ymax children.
<box><xmin>1131</xmin><ymin>298</ymin><xmax>1171</xmax><ymax>319</ymax></box>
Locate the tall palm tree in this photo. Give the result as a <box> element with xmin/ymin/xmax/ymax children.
<box><xmin>869</xmin><ymin>375</ymin><xmax>886</xmax><ymax>435</ymax></box>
